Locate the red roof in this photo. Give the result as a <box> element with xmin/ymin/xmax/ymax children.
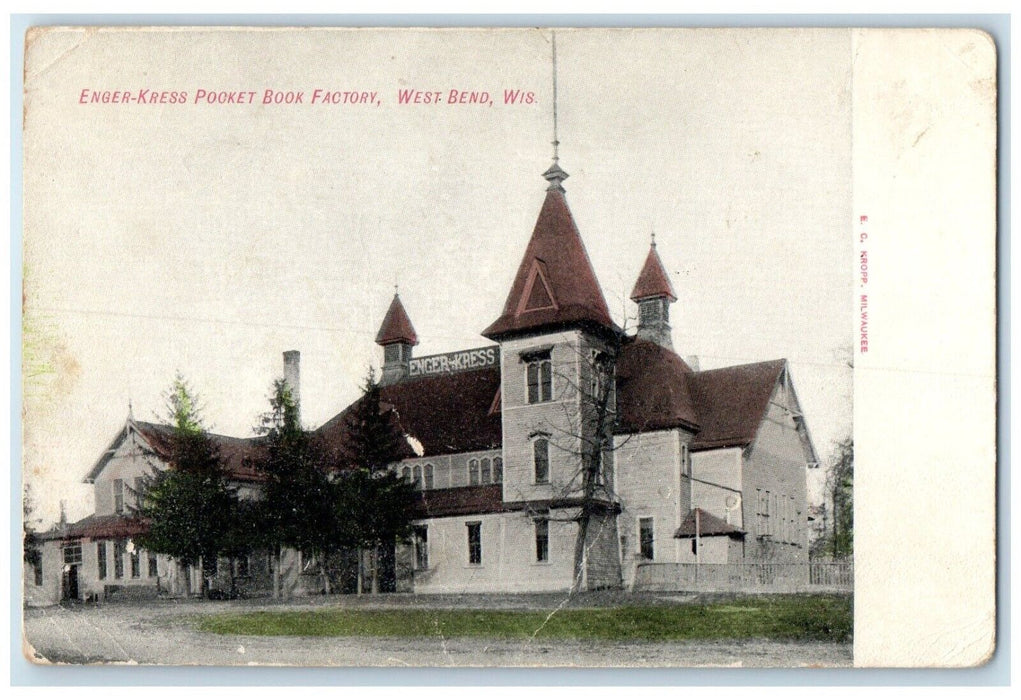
<box><xmin>131</xmin><ymin>421</ymin><xmax>267</xmax><ymax>483</ymax></box>
<box><xmin>317</xmin><ymin>366</ymin><xmax>502</xmax><ymax>461</ymax></box>
<box><xmin>686</xmin><ymin>360</ymin><xmax>785</xmax><ymax>451</ymax></box>
<box><xmin>42</xmin><ymin>514</ymin><xmax>150</xmax><ymax>541</ymax></box>
<box><xmin>375</xmin><ymin>294</ymin><xmax>419</xmax><ymax>346</ymax></box>
<box><xmin>615</xmin><ymin>341</ymin><xmax>785</xmax><ymax>449</ymax></box>
<box><xmin>413</xmin><ymin>484</ymin><xmax>504</xmax><ymax>518</ymax></box>
<box><xmin>615</xmin><ymin>338</ymin><xmax>700</xmax><ymax>433</ymax></box>
<box><xmin>674</xmin><ymin>508</ymin><xmax>745</xmax><ymax>538</ymax></box>
<box><xmin>630</xmin><ymin>243</ymin><xmax>677</xmax><ymax>302</ymax></box>
<box><xmin>482</xmin><ymin>189</ymin><xmax>618</xmax><ymax>340</ymax></box>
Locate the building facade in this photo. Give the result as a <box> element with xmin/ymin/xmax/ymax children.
<box><xmin>27</xmin><ymin>159</ymin><xmax>818</xmax><ymax>604</ymax></box>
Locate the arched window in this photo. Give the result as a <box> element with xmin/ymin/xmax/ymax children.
<box><xmin>424</xmin><ymin>464</ymin><xmax>434</xmax><ymax>490</ymax></box>
<box><xmin>413</xmin><ymin>465</ymin><xmax>422</xmax><ymax>489</ymax></box>
<box><xmin>493</xmin><ymin>457</ymin><xmax>503</xmax><ymax>484</ymax></box>
<box><xmin>468</xmin><ymin>459</ymin><xmax>480</xmax><ymax>486</ymax></box>
<box><xmin>481</xmin><ymin>458</ymin><xmax>491</xmax><ymax>484</ymax></box>
<box><xmin>402</xmin><ymin>466</ymin><xmax>411</xmax><ymax>482</ymax></box>
<box><xmin>533</xmin><ymin>438</ymin><xmax>550</xmax><ymax>484</ymax></box>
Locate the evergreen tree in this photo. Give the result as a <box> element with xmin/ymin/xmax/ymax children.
<box><xmin>337</xmin><ymin>370</ymin><xmax>416</xmax><ymax>593</ymax></box>
<box><xmin>135</xmin><ymin>374</ymin><xmax>242</xmax><ymax>597</ymax></box>
<box><xmin>254</xmin><ymin>379</ymin><xmax>344</xmax><ymax>596</ymax></box>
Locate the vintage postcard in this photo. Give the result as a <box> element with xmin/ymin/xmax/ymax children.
<box><xmin>19</xmin><ymin>26</ymin><xmax>996</xmax><ymax>669</ymax></box>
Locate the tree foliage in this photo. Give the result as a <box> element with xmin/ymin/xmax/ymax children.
<box><xmin>254</xmin><ymin>379</ymin><xmax>344</xmax><ymax>592</ymax></box>
<box><xmin>811</xmin><ymin>437</ymin><xmax>853</xmax><ymax>560</ymax></box>
<box><xmin>336</xmin><ymin>370</ymin><xmax>417</xmax><ymax>592</ymax></box>
<box><xmin>135</xmin><ymin>374</ymin><xmax>247</xmax><ymax>595</ymax></box>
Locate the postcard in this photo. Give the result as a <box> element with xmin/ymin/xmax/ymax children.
<box><xmin>19</xmin><ymin>26</ymin><xmax>996</xmax><ymax>668</ymax></box>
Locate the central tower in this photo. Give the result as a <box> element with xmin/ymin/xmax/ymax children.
<box><xmin>482</xmin><ymin>161</ymin><xmax>623</xmax><ymax>591</ymax></box>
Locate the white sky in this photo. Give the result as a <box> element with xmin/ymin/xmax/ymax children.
<box><xmin>23</xmin><ymin>27</ymin><xmax>853</xmax><ymax>525</ymax></box>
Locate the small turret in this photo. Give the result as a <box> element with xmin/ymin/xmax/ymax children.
<box><xmin>630</xmin><ymin>234</ymin><xmax>677</xmax><ymax>349</ymax></box>
<box><xmin>375</xmin><ymin>292</ymin><xmax>418</xmax><ymax>385</ymax></box>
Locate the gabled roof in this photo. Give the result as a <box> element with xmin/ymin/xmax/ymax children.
<box><xmin>614</xmin><ymin>341</ymin><xmax>787</xmax><ymax>450</ymax></box>
<box><xmin>615</xmin><ymin>338</ymin><xmax>700</xmax><ymax>433</ymax></box>
<box><xmin>674</xmin><ymin>508</ymin><xmax>744</xmax><ymax>538</ymax></box>
<box><xmin>317</xmin><ymin>365</ymin><xmax>502</xmax><ymax>462</ymax></box>
<box><xmin>482</xmin><ymin>188</ymin><xmax>619</xmax><ymax>340</ymax></box>
<box><xmin>630</xmin><ymin>243</ymin><xmax>677</xmax><ymax>302</ymax></box>
<box><xmin>85</xmin><ymin>420</ymin><xmax>267</xmax><ymax>485</ymax></box>
<box><xmin>687</xmin><ymin>360</ymin><xmax>786</xmax><ymax>451</ymax></box>
<box><xmin>375</xmin><ymin>293</ymin><xmax>419</xmax><ymax>346</ymax></box>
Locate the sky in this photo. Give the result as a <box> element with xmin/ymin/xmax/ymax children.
<box><xmin>22</xmin><ymin>27</ymin><xmax>853</xmax><ymax>525</ymax></box>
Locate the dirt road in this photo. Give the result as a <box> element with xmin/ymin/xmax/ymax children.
<box><xmin>22</xmin><ymin>596</ymin><xmax>852</xmax><ymax>668</ymax></box>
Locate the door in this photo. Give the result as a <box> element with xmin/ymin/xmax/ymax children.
<box><xmin>62</xmin><ymin>565</ymin><xmax>79</xmax><ymax>601</ymax></box>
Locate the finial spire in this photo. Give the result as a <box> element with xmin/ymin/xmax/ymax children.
<box><xmin>552</xmin><ymin>30</ymin><xmax>559</xmax><ymax>163</ymax></box>
<box><xmin>651</xmin><ymin>230</ymin><xmax>657</xmax><ymax>248</ymax></box>
<box><xmin>543</xmin><ymin>30</ymin><xmax>569</xmax><ymax>192</ymax></box>
<box><xmin>127</xmin><ymin>399</ymin><xmax>134</xmax><ymax>421</ymax></box>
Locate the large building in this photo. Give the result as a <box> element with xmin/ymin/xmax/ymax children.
<box><xmin>26</xmin><ymin>159</ymin><xmax>818</xmax><ymax>604</ymax></box>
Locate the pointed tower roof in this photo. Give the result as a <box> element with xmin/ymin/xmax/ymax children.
<box><xmin>375</xmin><ymin>293</ymin><xmax>419</xmax><ymax>346</ymax></box>
<box><xmin>630</xmin><ymin>237</ymin><xmax>677</xmax><ymax>302</ymax></box>
<box><xmin>482</xmin><ymin>179</ymin><xmax>618</xmax><ymax>340</ymax></box>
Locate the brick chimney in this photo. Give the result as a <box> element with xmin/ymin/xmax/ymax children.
<box><xmin>283</xmin><ymin>350</ymin><xmax>300</xmax><ymax>418</ymax></box>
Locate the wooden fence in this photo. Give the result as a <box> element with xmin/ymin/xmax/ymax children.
<box><xmin>634</xmin><ymin>561</ymin><xmax>853</xmax><ymax>593</ymax></box>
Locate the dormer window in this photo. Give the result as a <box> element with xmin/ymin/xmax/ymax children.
<box><xmin>524</xmin><ymin>350</ymin><xmax>553</xmax><ymax>404</ymax></box>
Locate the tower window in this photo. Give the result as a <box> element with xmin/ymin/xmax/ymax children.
<box><xmin>480</xmin><ymin>458</ymin><xmax>491</xmax><ymax>484</ymax></box>
<box><xmin>533</xmin><ymin>438</ymin><xmax>550</xmax><ymax>484</ymax></box>
<box><xmin>493</xmin><ymin>457</ymin><xmax>503</xmax><ymax>484</ymax></box>
<box><xmin>413</xmin><ymin>465</ymin><xmax>422</xmax><ymax>489</ymax></box>
<box><xmin>525</xmin><ymin>352</ymin><xmax>553</xmax><ymax>403</ymax></box>
<box><xmin>468</xmin><ymin>459</ymin><xmax>480</xmax><ymax>485</ymax></box>
<box><xmin>424</xmin><ymin>464</ymin><xmax>434</xmax><ymax>490</ymax></box>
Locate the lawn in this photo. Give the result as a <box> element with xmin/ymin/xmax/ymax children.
<box><xmin>195</xmin><ymin>594</ymin><xmax>851</xmax><ymax>643</ymax></box>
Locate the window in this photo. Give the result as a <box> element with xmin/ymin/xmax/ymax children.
<box><xmin>130</xmin><ymin>546</ymin><xmax>140</xmax><ymax>579</ymax></box>
<box><xmin>424</xmin><ymin>464</ymin><xmax>434</xmax><ymax>490</ymax></box>
<box><xmin>413</xmin><ymin>526</ymin><xmax>429</xmax><ymax>570</ymax></box>
<box><xmin>466</xmin><ymin>521</ymin><xmax>482</xmax><ymax>565</ymax></box>
<box><xmin>639</xmin><ymin>517</ymin><xmax>655</xmax><ymax>560</ymax></box>
<box><xmin>134</xmin><ymin>476</ymin><xmax>144</xmax><ymax>509</ymax></box>
<box><xmin>299</xmin><ymin>551</ymin><xmax>316</xmax><ymax>573</ymax></box>
<box><xmin>33</xmin><ymin>560</ymin><xmax>42</xmax><ymax>586</ymax></box>
<box><xmin>63</xmin><ymin>540</ymin><xmax>82</xmax><ymax>565</ymax></box>
<box><xmin>148</xmin><ymin>552</ymin><xmax>158</xmax><ymax>578</ymax></box>
<box><xmin>402</xmin><ymin>466</ymin><xmax>411</xmax><ymax>482</ymax></box>
<box><xmin>413</xmin><ymin>465</ymin><xmax>422</xmax><ymax>489</ymax></box>
<box><xmin>533</xmin><ymin>438</ymin><xmax>550</xmax><ymax>483</ymax></box>
<box><xmin>526</xmin><ymin>352</ymin><xmax>552</xmax><ymax>404</ymax></box>
<box><xmin>236</xmin><ymin>555</ymin><xmax>249</xmax><ymax>578</ymax></box>
<box><xmin>469</xmin><ymin>456</ymin><xmax>500</xmax><ymax>485</ymax></box>
<box><xmin>535</xmin><ymin>519</ymin><xmax>549</xmax><ymax>562</ymax></box>
<box><xmin>97</xmin><ymin>541</ymin><xmax>107</xmax><ymax>580</ymax></box>
<box><xmin>114</xmin><ymin>540</ymin><xmax>125</xmax><ymax>579</ymax></box>
<box><xmin>113</xmin><ymin>479</ymin><xmax>124</xmax><ymax>514</ymax></box>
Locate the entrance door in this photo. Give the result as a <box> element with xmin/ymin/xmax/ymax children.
<box><xmin>62</xmin><ymin>565</ymin><xmax>79</xmax><ymax>601</ymax></box>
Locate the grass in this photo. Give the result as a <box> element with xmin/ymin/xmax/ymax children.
<box><xmin>194</xmin><ymin>594</ymin><xmax>851</xmax><ymax>643</ymax></box>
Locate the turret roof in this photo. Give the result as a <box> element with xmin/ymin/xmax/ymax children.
<box><xmin>482</xmin><ymin>186</ymin><xmax>618</xmax><ymax>340</ymax></box>
<box><xmin>375</xmin><ymin>293</ymin><xmax>419</xmax><ymax>346</ymax></box>
<box><xmin>630</xmin><ymin>241</ymin><xmax>677</xmax><ymax>302</ymax></box>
